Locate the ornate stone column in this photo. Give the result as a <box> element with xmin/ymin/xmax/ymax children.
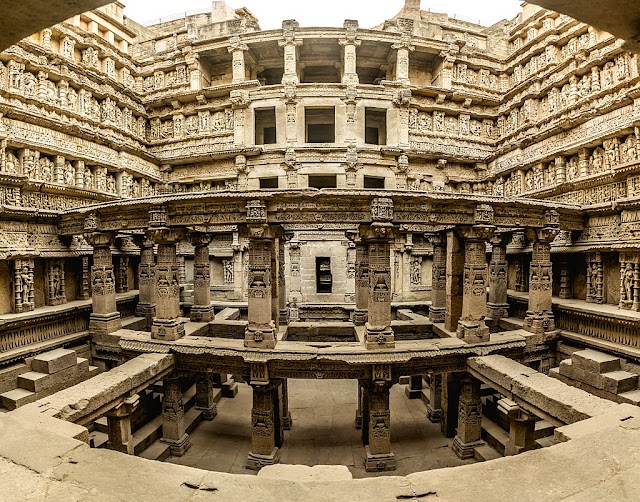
<box><xmin>147</xmin><ymin>208</ymin><xmax>186</xmax><ymax>341</ymax></box>
<box><xmin>392</xmin><ymin>25</ymin><xmax>414</xmax><ymax>84</ymax></box>
<box><xmin>245</xmin><ymin>200</ymin><xmax>278</xmax><ymax>348</ymax></box>
<box><xmin>281</xmin><ymin>378</ymin><xmax>292</xmax><ymax>430</ymax></box>
<box><xmin>278</xmin><ymin>238</ymin><xmax>288</xmax><ymax>325</ymax></box>
<box><xmin>85</xmin><ymin>219</ymin><xmax>121</xmax><ymax>335</ymax></box>
<box><xmin>354</xmin><ymin>238</ymin><xmax>369</xmax><ymax>325</ymax></box>
<box><xmin>230</xmin><ymin>91</ymin><xmax>249</xmax><ymax>147</ymax></box>
<box><xmin>247</xmin><ymin>364</ymin><xmax>282</xmax><ymax>470</ymax></box>
<box><xmin>81</xmin><ymin>256</ymin><xmax>90</xmax><ymax>301</ymax></box>
<box><xmin>13</xmin><ymin>258</ymin><xmax>35</xmax><ymax>313</ymax></box>
<box><xmin>287</xmin><ymin>236</ymin><xmax>302</xmax><ymax>321</ymax></box>
<box><xmin>135</xmin><ymin>238</ymin><xmax>155</xmax><ymax>325</ymax></box>
<box><xmin>487</xmin><ymin>233</ymin><xmax>510</xmax><ymax>323</ymax></box>
<box><xmin>116</xmin><ymin>255</ymin><xmax>129</xmax><ymax>294</ymax></box>
<box><xmin>195</xmin><ymin>373</ymin><xmax>218</xmax><ymax>421</ymax></box>
<box><xmin>555</xmin><ymin>155</ymin><xmax>567</xmax><ymax>185</ymax></box>
<box><xmin>586</xmin><ymin>252</ymin><xmax>604</xmax><ymax>304</ymax></box>
<box><xmin>427</xmin><ymin>233</ymin><xmax>446</xmax><ymax>323</ymax></box>
<box><xmin>364</xmin><ymin>364</ymin><xmax>395</xmax><ymax>472</ymax></box>
<box><xmin>340</xmin><ymin>20</ymin><xmax>360</xmax><ymax>85</ymax></box>
<box><xmin>279</xmin><ymin>20</ymin><xmax>302</xmax><ymax>85</ymax></box>
<box><xmin>228</xmin><ymin>35</ymin><xmax>248</xmax><ymax>83</ymax></box>
<box><xmin>190</xmin><ymin>232</ymin><xmax>214</xmax><ymax>322</ymax></box>
<box><xmin>452</xmin><ymin>374</ymin><xmax>484</xmax><ymax>459</ymax></box>
<box><xmin>500</xmin><ymin>398</ymin><xmax>537</xmax><ymax>456</ymax></box>
<box><xmin>426</xmin><ymin>373</ymin><xmax>442</xmax><ymax>423</ymax></box>
<box><xmin>362</xmin><ymin>198</ymin><xmax>396</xmax><ymax>349</ymax></box>
<box><xmin>161</xmin><ymin>374</ymin><xmax>190</xmax><ymax>456</ymax></box>
<box><xmin>46</xmin><ymin>259</ymin><xmax>66</xmax><ymax>306</ymax></box>
<box><xmin>558</xmin><ymin>256</ymin><xmax>573</xmax><ymax>299</ymax></box>
<box><xmin>106</xmin><ymin>394</ymin><xmax>139</xmax><ymax>455</ymax></box>
<box><xmin>456</xmin><ymin>225</ymin><xmax>494</xmax><ymax>343</ymax></box>
<box><xmin>444</xmin><ymin>230</ymin><xmax>464</xmax><ymax>332</ymax></box>
<box><xmin>524</xmin><ymin>213</ymin><xmax>560</xmax><ymax>335</ymax></box>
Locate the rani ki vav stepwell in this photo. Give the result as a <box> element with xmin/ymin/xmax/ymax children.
<box><xmin>3</xmin><ymin>0</ymin><xmax>640</xmax><ymax>500</ymax></box>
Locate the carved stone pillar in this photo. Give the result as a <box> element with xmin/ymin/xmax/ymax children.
<box><xmin>287</xmin><ymin>237</ymin><xmax>301</xmax><ymax>320</ymax></box>
<box><xmin>445</xmin><ymin>230</ymin><xmax>464</xmax><ymax>332</ymax></box>
<box><xmin>456</xmin><ymin>225</ymin><xmax>494</xmax><ymax>344</ymax></box>
<box><xmin>195</xmin><ymin>373</ymin><xmax>218</xmax><ymax>421</ymax></box>
<box><xmin>364</xmin><ymin>365</ymin><xmax>395</xmax><ymax>472</ymax></box>
<box><xmin>363</xmin><ymin>235</ymin><xmax>395</xmax><ymax>349</ymax></box>
<box><xmin>85</xmin><ymin>230</ymin><xmax>121</xmax><ymax>335</ymax></box>
<box><xmin>116</xmin><ymin>255</ymin><xmax>129</xmax><ymax>294</ymax></box>
<box><xmin>354</xmin><ymin>240</ymin><xmax>369</xmax><ymax>325</ymax></box>
<box><xmin>405</xmin><ymin>375</ymin><xmax>422</xmax><ymax>399</ymax></box>
<box><xmin>619</xmin><ymin>253</ymin><xmax>640</xmax><ymax>311</ymax></box>
<box><xmin>392</xmin><ymin>34</ymin><xmax>414</xmax><ymax>85</ymax></box>
<box><xmin>524</xmin><ymin>223</ymin><xmax>559</xmax><ymax>335</ymax></box>
<box><xmin>278</xmin><ymin>238</ymin><xmax>288</xmax><ymax>325</ymax></box>
<box><xmin>555</xmin><ymin>156</ymin><xmax>566</xmax><ymax>185</ymax></box>
<box><xmin>245</xmin><ymin>217</ymin><xmax>278</xmax><ymax>348</ymax></box>
<box><xmin>340</xmin><ymin>20</ymin><xmax>360</xmax><ymax>85</ymax></box>
<box><xmin>355</xmin><ymin>378</ymin><xmax>365</xmax><ymax>429</ymax></box>
<box><xmin>13</xmin><ymin>258</ymin><xmax>35</xmax><ymax>313</ymax></box>
<box><xmin>230</xmin><ymin>92</ymin><xmax>249</xmax><ymax>147</ymax></box>
<box><xmin>46</xmin><ymin>259</ymin><xmax>66</xmax><ymax>306</ymax></box>
<box><xmin>426</xmin><ymin>373</ymin><xmax>442</xmax><ymax>423</ymax></box>
<box><xmin>279</xmin><ymin>20</ymin><xmax>302</xmax><ymax>84</ymax></box>
<box><xmin>161</xmin><ymin>375</ymin><xmax>190</xmax><ymax>456</ymax></box>
<box><xmin>440</xmin><ymin>372</ymin><xmax>462</xmax><ymax>438</ymax></box>
<box><xmin>487</xmin><ymin>233</ymin><xmax>510</xmax><ymax>323</ymax></box>
<box><xmin>428</xmin><ymin>233</ymin><xmax>446</xmax><ymax>323</ymax></box>
<box><xmin>135</xmin><ymin>238</ymin><xmax>155</xmax><ymax>325</ymax></box>
<box><xmin>228</xmin><ymin>35</ymin><xmax>248</xmax><ymax>83</ymax></box>
<box><xmin>81</xmin><ymin>256</ymin><xmax>90</xmax><ymax>300</ymax></box>
<box><xmin>515</xmin><ymin>255</ymin><xmax>529</xmax><ymax>293</ymax></box>
<box><xmin>452</xmin><ymin>374</ymin><xmax>484</xmax><ymax>459</ymax></box>
<box><xmin>106</xmin><ymin>394</ymin><xmax>139</xmax><ymax>455</ymax></box>
<box><xmin>500</xmin><ymin>399</ymin><xmax>537</xmax><ymax>456</ymax></box>
<box><xmin>558</xmin><ymin>257</ymin><xmax>573</xmax><ymax>299</ymax></box>
<box><xmin>190</xmin><ymin>233</ymin><xmax>214</xmax><ymax>322</ymax></box>
<box><xmin>147</xmin><ymin>219</ymin><xmax>186</xmax><ymax>341</ymax></box>
<box><xmin>281</xmin><ymin>378</ymin><xmax>292</xmax><ymax>430</ymax></box>
<box><xmin>586</xmin><ymin>252</ymin><xmax>604</xmax><ymax>304</ymax></box>
<box><xmin>247</xmin><ymin>377</ymin><xmax>281</xmax><ymax>470</ymax></box>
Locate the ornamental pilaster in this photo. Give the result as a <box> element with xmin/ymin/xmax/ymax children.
<box><xmin>228</xmin><ymin>35</ymin><xmax>249</xmax><ymax>83</ymax></box>
<box><xmin>134</xmin><ymin>237</ymin><xmax>156</xmax><ymax>324</ymax></box>
<box><xmin>427</xmin><ymin>233</ymin><xmax>446</xmax><ymax>323</ymax></box>
<box><xmin>586</xmin><ymin>252</ymin><xmax>604</xmax><ymax>304</ymax></box>
<box><xmin>339</xmin><ymin>20</ymin><xmax>361</xmax><ymax>85</ymax></box>
<box><xmin>279</xmin><ymin>20</ymin><xmax>303</xmax><ymax>85</ymax></box>
<box><xmin>189</xmin><ymin>232</ymin><xmax>214</xmax><ymax>322</ymax></box>
<box><xmin>487</xmin><ymin>232</ymin><xmax>511</xmax><ymax>322</ymax></box>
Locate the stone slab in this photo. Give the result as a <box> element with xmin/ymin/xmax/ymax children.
<box><xmin>31</xmin><ymin>348</ymin><xmax>77</xmax><ymax>375</ymax></box>
<box><xmin>554</xmin><ymin>404</ymin><xmax>640</xmax><ymax>444</ymax></box>
<box><xmin>571</xmin><ymin>349</ymin><xmax>621</xmax><ymax>374</ymax></box>
<box><xmin>558</xmin><ymin>360</ymin><xmax>604</xmax><ymax>389</ymax></box>
<box><xmin>216</xmin><ymin>308</ymin><xmax>241</xmax><ymax>321</ymax></box>
<box><xmin>601</xmin><ymin>371</ymin><xmax>639</xmax><ymax>394</ymax></box>
<box><xmin>258</xmin><ymin>464</ymin><xmax>353</xmax><ymax>481</ymax></box>
<box><xmin>0</xmin><ymin>388</ymin><xmax>34</xmax><ymax>410</ymax></box>
<box><xmin>18</xmin><ymin>358</ymin><xmax>90</xmax><ymax>393</ymax></box>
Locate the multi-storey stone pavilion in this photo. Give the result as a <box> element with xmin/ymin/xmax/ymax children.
<box><xmin>2</xmin><ymin>0</ymin><xmax>640</xmax><ymax>499</ymax></box>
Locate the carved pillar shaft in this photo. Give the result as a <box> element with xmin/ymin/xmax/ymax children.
<box><xmin>247</xmin><ymin>381</ymin><xmax>281</xmax><ymax>470</ymax></box>
<box><xmin>195</xmin><ymin>373</ymin><xmax>218</xmax><ymax>421</ymax></box>
<box><xmin>429</xmin><ymin>234</ymin><xmax>447</xmax><ymax>323</ymax></box>
<box><xmin>46</xmin><ymin>259</ymin><xmax>66</xmax><ymax>306</ymax></box>
<box><xmin>86</xmin><ymin>232</ymin><xmax>121</xmax><ymax>335</ymax></box>
<box><xmin>364</xmin><ymin>380</ymin><xmax>395</xmax><ymax>472</ymax></box>
<box><xmin>81</xmin><ymin>256</ymin><xmax>90</xmax><ymax>300</ymax></box>
<box><xmin>13</xmin><ymin>258</ymin><xmax>35</xmax><ymax>313</ymax></box>
<box><xmin>558</xmin><ymin>257</ymin><xmax>572</xmax><ymax>299</ymax></box>
<box><xmin>190</xmin><ymin>234</ymin><xmax>213</xmax><ymax>322</ymax></box>
<box><xmin>365</xmin><ymin>239</ymin><xmax>394</xmax><ymax>349</ymax></box>
<box><xmin>487</xmin><ymin>234</ymin><xmax>509</xmax><ymax>322</ymax></box>
<box><xmin>427</xmin><ymin>373</ymin><xmax>442</xmax><ymax>423</ymax></box>
<box><xmin>136</xmin><ymin>238</ymin><xmax>155</xmax><ymax>323</ymax></box>
<box><xmin>445</xmin><ymin>230</ymin><xmax>464</xmax><ymax>332</ymax></box>
<box><xmin>452</xmin><ymin>374</ymin><xmax>484</xmax><ymax>459</ymax></box>
<box><xmin>586</xmin><ymin>252</ymin><xmax>604</xmax><ymax>304</ymax></box>
<box><xmin>278</xmin><ymin>238</ymin><xmax>288</xmax><ymax>325</ymax></box>
<box><xmin>161</xmin><ymin>375</ymin><xmax>190</xmax><ymax>456</ymax></box>
<box><xmin>354</xmin><ymin>242</ymin><xmax>369</xmax><ymax>325</ymax></box>
<box><xmin>231</xmin><ymin>49</ymin><xmax>247</xmax><ymax>83</ymax></box>
<box><xmin>341</xmin><ymin>39</ymin><xmax>360</xmax><ymax>84</ymax></box>
<box><xmin>281</xmin><ymin>378</ymin><xmax>292</xmax><ymax>430</ymax></box>
<box><xmin>116</xmin><ymin>255</ymin><xmax>129</xmax><ymax>294</ymax></box>
<box><xmin>245</xmin><ymin>233</ymin><xmax>277</xmax><ymax>348</ymax></box>
<box><xmin>106</xmin><ymin>395</ymin><xmax>139</xmax><ymax>455</ymax></box>
<box><xmin>501</xmin><ymin>400</ymin><xmax>537</xmax><ymax>456</ymax></box>
<box><xmin>524</xmin><ymin>227</ymin><xmax>559</xmax><ymax>334</ymax></box>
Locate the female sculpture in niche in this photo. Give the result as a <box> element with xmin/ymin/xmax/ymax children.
<box><xmin>19</xmin><ymin>265</ymin><xmax>32</xmax><ymax>305</ymax></box>
<box><xmin>623</xmin><ymin>263</ymin><xmax>634</xmax><ymax>303</ymax></box>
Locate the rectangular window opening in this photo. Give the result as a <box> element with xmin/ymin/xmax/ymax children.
<box><xmin>259</xmin><ymin>177</ymin><xmax>279</xmax><ymax>189</ymax></box>
<box><xmin>316</xmin><ymin>257</ymin><xmax>332</xmax><ymax>293</ymax></box>
<box><xmin>308</xmin><ymin>175</ymin><xmax>337</xmax><ymax>189</ymax></box>
<box><xmin>365</xmin><ymin>108</ymin><xmax>387</xmax><ymax>145</ymax></box>
<box><xmin>255</xmin><ymin>107</ymin><xmax>277</xmax><ymax>145</ymax></box>
<box><xmin>305</xmin><ymin>107</ymin><xmax>336</xmax><ymax>143</ymax></box>
<box><xmin>364</xmin><ymin>176</ymin><xmax>385</xmax><ymax>189</ymax></box>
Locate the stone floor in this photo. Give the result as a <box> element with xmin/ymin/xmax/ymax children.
<box><xmin>167</xmin><ymin>379</ymin><xmax>475</xmax><ymax>478</ymax></box>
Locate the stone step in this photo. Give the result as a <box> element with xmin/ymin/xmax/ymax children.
<box><xmin>618</xmin><ymin>389</ymin><xmax>640</xmax><ymax>405</ymax></box>
<box><xmin>89</xmin><ymin>431</ymin><xmax>108</xmax><ymax>449</ymax></box>
<box><xmin>535</xmin><ymin>436</ymin><xmax>555</xmax><ymax>449</ymax></box>
<box><xmin>601</xmin><ymin>370</ymin><xmax>639</xmax><ymax>394</ymax></box>
<box><xmin>139</xmin><ymin>440</ymin><xmax>171</xmax><ymax>462</ymax></box>
<box><xmin>133</xmin><ymin>415</ymin><xmax>164</xmax><ymax>456</ymax></box>
<box><xmin>0</xmin><ymin>388</ymin><xmax>35</xmax><ymax>411</ymax></box>
<box><xmin>18</xmin><ymin>358</ymin><xmax>89</xmax><ymax>393</ymax></box>
<box><xmin>94</xmin><ymin>416</ymin><xmax>108</xmax><ymax>434</ymax></box>
<box><xmin>481</xmin><ymin>416</ymin><xmax>508</xmax><ymax>456</ymax></box>
<box><xmin>216</xmin><ymin>307</ymin><xmax>241</xmax><ymax>321</ymax></box>
<box><xmin>30</xmin><ymin>348</ymin><xmax>77</xmax><ymax>375</ymax></box>
<box><xmin>474</xmin><ymin>444</ymin><xmax>502</xmax><ymax>462</ymax></box>
<box><xmin>571</xmin><ymin>349</ymin><xmax>621</xmax><ymax>374</ymax></box>
<box><xmin>534</xmin><ymin>420</ymin><xmax>555</xmax><ymax>440</ymax></box>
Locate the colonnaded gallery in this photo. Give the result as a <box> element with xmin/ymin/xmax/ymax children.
<box><xmin>1</xmin><ymin>0</ymin><xmax>640</xmax><ymax>499</ymax></box>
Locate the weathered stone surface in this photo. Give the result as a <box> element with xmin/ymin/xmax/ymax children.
<box><xmin>30</xmin><ymin>348</ymin><xmax>78</xmax><ymax>374</ymax></box>
<box><xmin>572</xmin><ymin>350</ymin><xmax>621</xmax><ymax>374</ymax></box>
<box><xmin>258</xmin><ymin>464</ymin><xmax>353</xmax><ymax>481</ymax></box>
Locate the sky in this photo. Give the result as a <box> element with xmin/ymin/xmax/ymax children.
<box><xmin>122</xmin><ymin>0</ymin><xmax>523</xmax><ymax>29</ymax></box>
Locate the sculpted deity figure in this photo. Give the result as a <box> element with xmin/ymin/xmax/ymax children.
<box><xmin>19</xmin><ymin>265</ymin><xmax>32</xmax><ymax>304</ymax></box>
<box><xmin>224</xmin><ymin>260</ymin><xmax>234</xmax><ymax>283</ymax></box>
<box><xmin>624</xmin><ymin>263</ymin><xmax>634</xmax><ymax>302</ymax></box>
<box><xmin>411</xmin><ymin>259</ymin><xmax>421</xmax><ymax>285</ymax></box>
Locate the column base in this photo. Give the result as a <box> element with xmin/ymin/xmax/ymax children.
<box><xmin>89</xmin><ymin>312</ymin><xmax>122</xmax><ymax>335</ymax></box>
<box><xmin>427</xmin><ymin>405</ymin><xmax>442</xmax><ymax>423</ymax></box>
<box><xmin>486</xmin><ymin>302</ymin><xmax>509</xmax><ymax>320</ymax></box>
<box><xmin>151</xmin><ymin>318</ymin><xmax>185</xmax><ymax>341</ymax></box>
<box><xmin>364</xmin><ymin>446</ymin><xmax>396</xmax><ymax>472</ymax></box>
<box><xmin>196</xmin><ymin>405</ymin><xmax>218</xmax><ymax>421</ymax></box>
<box><xmin>161</xmin><ymin>433</ymin><xmax>190</xmax><ymax>457</ymax></box>
<box><xmin>279</xmin><ymin>309</ymin><xmax>290</xmax><ymax>325</ymax></box>
<box><xmin>405</xmin><ymin>387</ymin><xmax>422</xmax><ymax>400</ymax></box>
<box><xmin>246</xmin><ymin>448</ymin><xmax>279</xmax><ymax>471</ymax></box>
<box><xmin>16</xmin><ymin>302</ymin><xmax>35</xmax><ymax>313</ymax></box>
<box><xmin>523</xmin><ymin>312</ymin><xmax>555</xmax><ymax>334</ymax></box>
<box><xmin>283</xmin><ymin>413</ymin><xmax>292</xmax><ymax>430</ymax></box>
<box><xmin>190</xmin><ymin>305</ymin><xmax>214</xmax><ymax>323</ymax></box>
<box><xmin>354</xmin><ymin>309</ymin><xmax>368</xmax><ymax>326</ymax></box>
<box><xmin>452</xmin><ymin>436</ymin><xmax>485</xmax><ymax>459</ymax></box>
<box><xmin>364</xmin><ymin>324</ymin><xmax>395</xmax><ymax>349</ymax></box>
<box><xmin>222</xmin><ymin>380</ymin><xmax>239</xmax><ymax>398</ymax></box>
<box><xmin>428</xmin><ymin>306</ymin><xmax>445</xmax><ymax>323</ymax></box>
<box><xmin>244</xmin><ymin>325</ymin><xmax>277</xmax><ymax>349</ymax></box>
<box><xmin>456</xmin><ymin>320</ymin><xmax>490</xmax><ymax>344</ymax></box>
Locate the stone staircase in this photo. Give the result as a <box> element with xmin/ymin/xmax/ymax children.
<box><xmin>550</xmin><ymin>349</ymin><xmax>640</xmax><ymax>405</ymax></box>
<box><xmin>0</xmin><ymin>348</ymin><xmax>99</xmax><ymax>410</ymax></box>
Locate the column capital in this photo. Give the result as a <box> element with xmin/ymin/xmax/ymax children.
<box><xmin>490</xmin><ymin>231</ymin><xmax>512</xmax><ymax>247</ymax></box>
<box><xmin>146</xmin><ymin>227</ymin><xmax>186</xmax><ymax>245</ymax></box>
<box><xmin>107</xmin><ymin>394</ymin><xmax>140</xmax><ymax>418</ymax></box>
<box><xmin>84</xmin><ymin>231</ymin><xmax>115</xmax><ymax>248</ymax></box>
<box><xmin>246</xmin><ymin>224</ymin><xmax>280</xmax><ymax>240</ymax></box>
<box><xmin>525</xmin><ymin>226</ymin><xmax>559</xmax><ymax>243</ymax></box>
<box><xmin>188</xmin><ymin>231</ymin><xmax>213</xmax><ymax>247</ymax></box>
<box><xmin>228</xmin><ymin>34</ymin><xmax>249</xmax><ymax>53</ymax></box>
<box><xmin>360</xmin><ymin>222</ymin><xmax>396</xmax><ymax>241</ymax></box>
<box><xmin>425</xmin><ymin>231</ymin><xmax>446</xmax><ymax>246</ymax></box>
<box><xmin>456</xmin><ymin>224</ymin><xmax>495</xmax><ymax>242</ymax></box>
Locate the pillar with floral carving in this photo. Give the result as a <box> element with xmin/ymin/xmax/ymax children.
<box><xmin>190</xmin><ymin>232</ymin><xmax>214</xmax><ymax>322</ymax></box>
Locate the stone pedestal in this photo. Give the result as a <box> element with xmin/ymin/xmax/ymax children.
<box><xmin>148</xmin><ymin>227</ymin><xmax>186</xmax><ymax>341</ymax></box>
<box><xmin>354</xmin><ymin>242</ymin><xmax>369</xmax><ymax>326</ymax></box>
<box><xmin>500</xmin><ymin>398</ymin><xmax>538</xmax><ymax>456</ymax></box>
<box><xmin>427</xmin><ymin>373</ymin><xmax>442</xmax><ymax>423</ymax></box>
<box><xmin>452</xmin><ymin>375</ymin><xmax>484</xmax><ymax>459</ymax></box>
<box><xmin>364</xmin><ymin>380</ymin><xmax>395</xmax><ymax>472</ymax></box>
<box><xmin>190</xmin><ymin>233</ymin><xmax>214</xmax><ymax>322</ymax></box>
<box><xmin>247</xmin><ymin>381</ymin><xmax>281</xmax><ymax>470</ymax></box>
<box><xmin>195</xmin><ymin>374</ymin><xmax>217</xmax><ymax>421</ymax></box>
<box><xmin>524</xmin><ymin>227</ymin><xmax>559</xmax><ymax>335</ymax></box>
<box><xmin>85</xmin><ymin>232</ymin><xmax>121</xmax><ymax>335</ymax></box>
<box><xmin>405</xmin><ymin>375</ymin><xmax>423</xmax><ymax>399</ymax></box>
<box><xmin>161</xmin><ymin>376</ymin><xmax>191</xmax><ymax>456</ymax></box>
<box><xmin>487</xmin><ymin>233</ymin><xmax>510</xmax><ymax>324</ymax></box>
<box><xmin>456</xmin><ymin>226</ymin><xmax>494</xmax><ymax>343</ymax></box>
<box><xmin>135</xmin><ymin>238</ymin><xmax>156</xmax><ymax>328</ymax></box>
<box><xmin>428</xmin><ymin>234</ymin><xmax>446</xmax><ymax>323</ymax></box>
<box><xmin>106</xmin><ymin>394</ymin><xmax>139</xmax><ymax>455</ymax></box>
